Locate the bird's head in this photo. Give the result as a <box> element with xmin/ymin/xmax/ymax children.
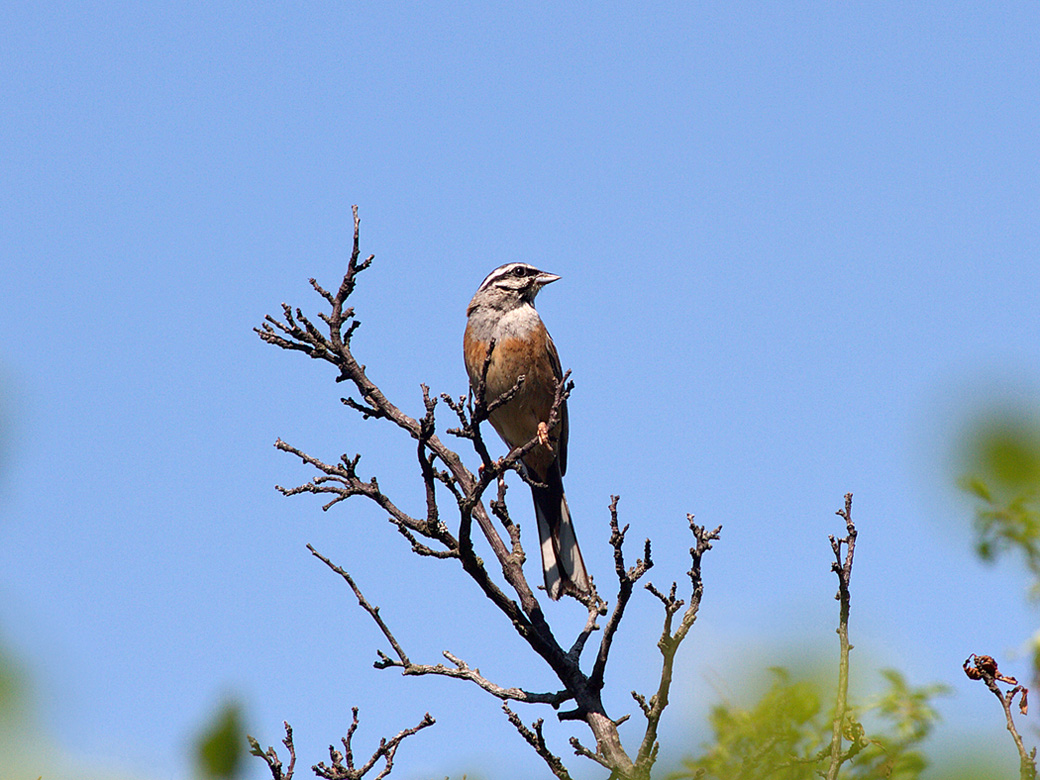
<box><xmin>468</xmin><ymin>262</ymin><xmax>560</xmax><ymax>313</ymax></box>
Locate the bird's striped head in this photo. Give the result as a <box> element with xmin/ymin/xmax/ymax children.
<box><xmin>469</xmin><ymin>263</ymin><xmax>560</xmax><ymax>314</ymax></box>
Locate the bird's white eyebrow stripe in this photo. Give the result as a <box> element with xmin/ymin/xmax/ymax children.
<box><xmin>477</xmin><ymin>262</ymin><xmax>536</xmax><ymax>290</ymax></box>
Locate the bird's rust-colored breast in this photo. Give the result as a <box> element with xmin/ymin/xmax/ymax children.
<box><xmin>464</xmin><ymin>319</ymin><xmax>560</xmax><ymax>477</ymax></box>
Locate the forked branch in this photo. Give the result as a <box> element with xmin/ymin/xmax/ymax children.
<box><xmin>248</xmin><ymin>711</ymin><xmax>433</xmax><ymax>780</ymax></box>
<box><xmin>308</xmin><ymin>542</ymin><xmax>571</xmax><ymax>706</ymax></box>
<box><xmin>632</xmin><ymin>518</ymin><xmax>721</xmax><ymax>769</ymax></box>
<box><xmin>824</xmin><ymin>493</ymin><xmax>859</xmax><ymax>780</ymax></box>
<box><xmin>964</xmin><ymin>653</ymin><xmax>1036</xmax><ymax>780</ymax></box>
<box><xmin>257</xmin><ymin>208</ymin><xmax>720</xmax><ymax>779</ymax></box>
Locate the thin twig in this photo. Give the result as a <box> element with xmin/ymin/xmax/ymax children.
<box><xmin>308</xmin><ymin>544</ymin><xmax>412</xmax><ymax>667</ymax></box>
<box><xmin>503</xmin><ymin>704</ymin><xmax>574</xmax><ymax>780</ymax></box>
<box><xmin>307</xmin><ymin>543</ymin><xmax>568</xmax><ymax>705</ymax></box>
<box><xmin>632</xmin><ymin>518</ymin><xmax>721</xmax><ymax>773</ymax></box>
<box><xmin>825</xmin><ymin>493</ymin><xmax>857</xmax><ymax>780</ymax></box>
<box><xmin>312</xmin><ymin>708</ymin><xmax>436</xmax><ymax>780</ymax></box>
<box><xmin>258</xmin><ymin>208</ymin><xmax>721</xmax><ymax>778</ymax></box>
<box><xmin>964</xmin><ymin>653</ymin><xmax>1036</xmax><ymax>780</ymax></box>
<box><xmin>569</xmin><ymin>736</ymin><xmax>613</xmax><ymax>770</ymax></box>
<box><xmin>248</xmin><ymin>721</ymin><xmax>297</xmax><ymax>780</ymax></box>
<box><xmin>589</xmin><ymin>496</ymin><xmax>651</xmax><ymax>689</ymax></box>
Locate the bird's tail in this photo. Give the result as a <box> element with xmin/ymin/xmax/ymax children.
<box><xmin>531</xmin><ymin>471</ymin><xmax>589</xmax><ymax>600</ymax></box>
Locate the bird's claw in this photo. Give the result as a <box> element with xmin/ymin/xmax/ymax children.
<box><xmin>537</xmin><ymin>421</ymin><xmax>553</xmax><ymax>452</ymax></box>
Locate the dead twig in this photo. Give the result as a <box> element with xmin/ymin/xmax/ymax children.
<box><xmin>314</xmin><ymin>708</ymin><xmax>435</xmax><ymax>780</ymax></box>
<box><xmin>631</xmin><ymin>518</ymin><xmax>722</xmax><ymax>773</ymax></box>
<box><xmin>825</xmin><ymin>493</ymin><xmax>859</xmax><ymax>780</ymax></box>
<box><xmin>307</xmin><ymin>543</ymin><xmax>570</xmax><ymax>706</ymax></box>
<box><xmin>257</xmin><ymin>207</ymin><xmax>722</xmax><ymax>779</ymax></box>
<box><xmin>248</xmin><ymin>721</ymin><xmax>297</xmax><ymax>780</ymax></box>
<box><xmin>503</xmin><ymin>704</ymin><xmax>574</xmax><ymax>780</ymax></box>
<box><xmin>964</xmin><ymin>653</ymin><xmax>1036</xmax><ymax>780</ymax></box>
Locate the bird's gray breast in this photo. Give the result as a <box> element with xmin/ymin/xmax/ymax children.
<box><xmin>490</xmin><ymin>304</ymin><xmax>543</xmax><ymax>340</ymax></box>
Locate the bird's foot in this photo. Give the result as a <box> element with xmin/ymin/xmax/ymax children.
<box><xmin>537</xmin><ymin>421</ymin><xmax>553</xmax><ymax>452</ymax></box>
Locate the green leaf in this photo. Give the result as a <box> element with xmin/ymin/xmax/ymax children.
<box><xmin>195</xmin><ymin>700</ymin><xmax>245</xmax><ymax>780</ymax></box>
<box><xmin>957</xmin><ymin>476</ymin><xmax>992</xmax><ymax>502</ymax></box>
<box><xmin>674</xmin><ymin>666</ymin><xmax>947</xmax><ymax>780</ymax></box>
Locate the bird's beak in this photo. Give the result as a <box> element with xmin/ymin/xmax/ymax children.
<box><xmin>536</xmin><ymin>271</ymin><xmax>561</xmax><ymax>286</ymax></box>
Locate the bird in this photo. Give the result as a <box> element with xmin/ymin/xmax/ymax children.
<box><xmin>463</xmin><ymin>262</ymin><xmax>590</xmax><ymax>600</ymax></box>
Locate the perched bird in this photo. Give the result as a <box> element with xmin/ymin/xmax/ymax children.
<box><xmin>463</xmin><ymin>262</ymin><xmax>590</xmax><ymax>600</ymax></box>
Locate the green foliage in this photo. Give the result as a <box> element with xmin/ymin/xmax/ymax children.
<box><xmin>195</xmin><ymin>700</ymin><xmax>247</xmax><ymax>780</ymax></box>
<box><xmin>677</xmin><ymin>668</ymin><xmax>825</xmax><ymax>780</ymax></box>
<box><xmin>957</xmin><ymin>411</ymin><xmax>1040</xmax><ymax>594</ymax></box>
<box><xmin>673</xmin><ymin>667</ymin><xmax>948</xmax><ymax>780</ymax></box>
<box><xmin>0</xmin><ymin>643</ymin><xmax>25</xmax><ymax>721</ymax></box>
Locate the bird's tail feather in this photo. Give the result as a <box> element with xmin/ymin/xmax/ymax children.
<box><xmin>532</xmin><ymin>477</ymin><xmax>589</xmax><ymax>600</ymax></box>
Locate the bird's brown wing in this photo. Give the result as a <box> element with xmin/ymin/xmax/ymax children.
<box><xmin>545</xmin><ymin>329</ymin><xmax>568</xmax><ymax>477</ymax></box>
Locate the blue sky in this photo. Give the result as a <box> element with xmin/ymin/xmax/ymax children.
<box><xmin>2</xmin><ymin>3</ymin><xmax>1040</xmax><ymax>778</ymax></box>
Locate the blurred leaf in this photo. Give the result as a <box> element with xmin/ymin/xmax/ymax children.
<box><xmin>957</xmin><ymin>410</ymin><xmax>1040</xmax><ymax>589</ymax></box>
<box><xmin>1032</xmin><ymin>632</ymin><xmax>1040</xmax><ymax>685</ymax></box>
<box><xmin>0</xmin><ymin>640</ymin><xmax>27</xmax><ymax>724</ymax></box>
<box><xmin>195</xmin><ymin>700</ymin><xmax>246</xmax><ymax>780</ymax></box>
<box><xmin>674</xmin><ymin>667</ymin><xmax>947</xmax><ymax>780</ymax></box>
<box><xmin>672</xmin><ymin>667</ymin><xmax>828</xmax><ymax>780</ymax></box>
<box><xmin>871</xmin><ymin>668</ymin><xmax>949</xmax><ymax>743</ymax></box>
<box><xmin>978</xmin><ymin>423</ymin><xmax>1040</xmax><ymax>489</ymax></box>
<box><xmin>958</xmin><ymin>476</ymin><xmax>992</xmax><ymax>502</ymax></box>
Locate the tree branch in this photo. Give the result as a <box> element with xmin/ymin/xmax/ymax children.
<box><xmin>313</xmin><ymin>708</ymin><xmax>435</xmax><ymax>780</ymax></box>
<box><xmin>248</xmin><ymin>721</ymin><xmax>297</xmax><ymax>780</ymax></box>
<box><xmin>964</xmin><ymin>653</ymin><xmax>1036</xmax><ymax>780</ymax></box>
<box><xmin>249</xmin><ymin>712</ymin><xmax>433</xmax><ymax>780</ymax></box>
<box><xmin>825</xmin><ymin>493</ymin><xmax>857</xmax><ymax>780</ymax></box>
<box><xmin>256</xmin><ymin>207</ymin><xmax>720</xmax><ymax>779</ymax></box>
<box><xmin>503</xmin><ymin>704</ymin><xmax>574</xmax><ymax>780</ymax></box>
<box><xmin>632</xmin><ymin>518</ymin><xmax>721</xmax><ymax>773</ymax></box>
<box><xmin>308</xmin><ymin>544</ymin><xmax>570</xmax><ymax>707</ymax></box>
<box><xmin>589</xmin><ymin>496</ymin><xmax>653</xmax><ymax>690</ymax></box>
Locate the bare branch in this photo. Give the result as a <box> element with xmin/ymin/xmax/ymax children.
<box><xmin>414</xmin><ymin>651</ymin><xmax>571</xmax><ymax>706</ymax></box>
<box><xmin>964</xmin><ymin>653</ymin><xmax>1036</xmax><ymax>780</ymax></box>
<box><xmin>257</xmin><ymin>209</ymin><xmax>724</xmax><ymax>779</ymax></box>
<box><xmin>273</xmin><ymin>440</ymin><xmax>432</xmax><ymax>540</ymax></box>
<box><xmin>312</xmin><ymin>708</ymin><xmax>435</xmax><ymax>780</ymax></box>
<box><xmin>390</xmin><ymin>521</ymin><xmax>459</xmax><ymax>559</ymax></box>
<box><xmin>343</xmin><ymin>396</ymin><xmax>386</xmax><ymax>420</ymax></box>
<box><xmin>589</xmin><ymin>496</ymin><xmax>652</xmax><ymax>689</ymax></box>
<box><xmin>569</xmin><ymin>736</ymin><xmax>613</xmax><ymax>770</ymax></box>
<box><xmin>503</xmin><ymin>704</ymin><xmax>574</xmax><ymax>780</ymax></box>
<box><xmin>825</xmin><ymin>493</ymin><xmax>857</xmax><ymax>780</ymax></box>
<box><xmin>307</xmin><ymin>544</ymin><xmax>568</xmax><ymax>706</ymax></box>
<box><xmin>308</xmin><ymin>544</ymin><xmax>412</xmax><ymax>668</ymax></box>
<box><xmin>631</xmin><ymin>690</ymin><xmax>651</xmax><ymax>719</ymax></box>
<box><xmin>249</xmin><ymin>721</ymin><xmax>297</xmax><ymax>780</ymax></box>
<box><xmin>632</xmin><ymin>518</ymin><xmax>721</xmax><ymax>772</ymax></box>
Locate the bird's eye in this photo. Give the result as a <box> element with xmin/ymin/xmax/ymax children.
<box><xmin>512</xmin><ymin>266</ymin><xmax>528</xmax><ymax>277</ymax></box>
